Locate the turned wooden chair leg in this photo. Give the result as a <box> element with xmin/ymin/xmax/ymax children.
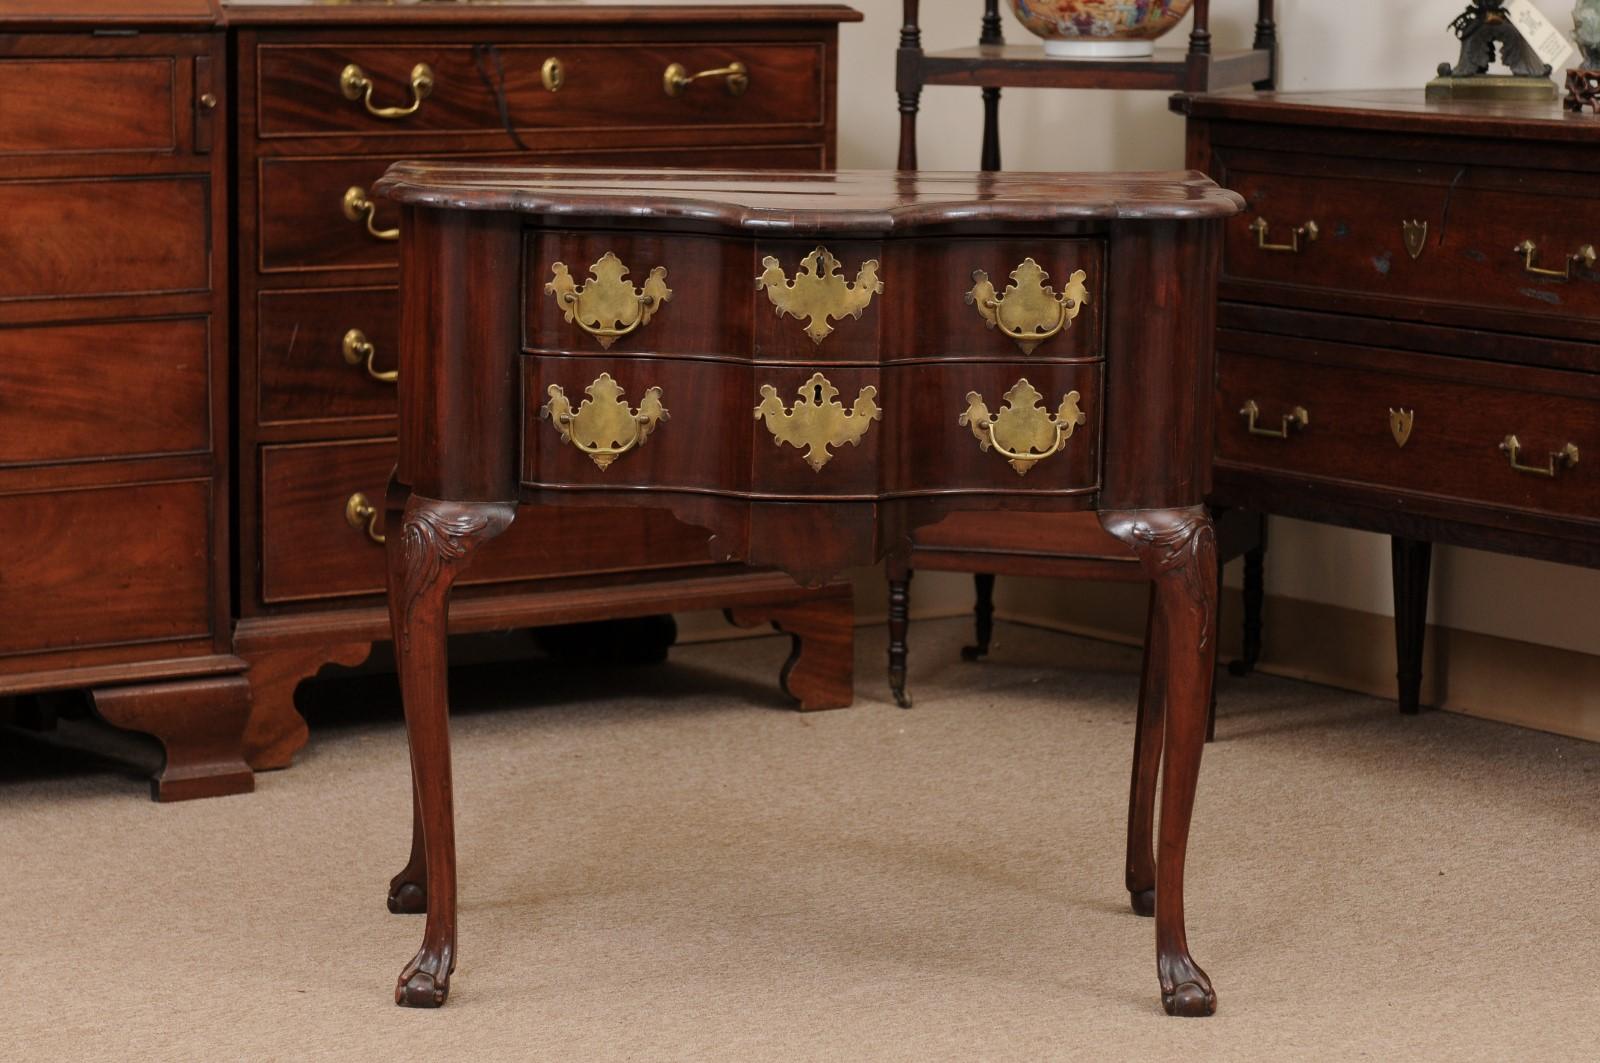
<box><xmin>1125</xmin><ymin>586</ymin><xmax>1165</xmax><ymax>918</ymax></box>
<box><xmin>1228</xmin><ymin>543</ymin><xmax>1265</xmax><ymax>678</ymax></box>
<box><xmin>887</xmin><ymin>560</ymin><xmax>913</xmax><ymax>708</ymax></box>
<box><xmin>896</xmin><ymin>0</ymin><xmax>923</xmax><ymax>170</ymax></box>
<box><xmin>1104</xmin><ymin>507</ymin><xmax>1219</xmax><ymax>1018</ymax></box>
<box><xmin>960</xmin><ymin>573</ymin><xmax>997</xmax><ymax>662</ymax></box>
<box><xmin>389</xmin><ymin>493</ymin><xmax>515</xmax><ymax>1009</ymax></box>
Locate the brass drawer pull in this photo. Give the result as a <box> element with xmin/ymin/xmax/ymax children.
<box><xmin>546</xmin><ymin>253</ymin><xmax>672</xmax><ymax>349</ymax></box>
<box><xmin>1499</xmin><ymin>435</ymin><xmax>1580</xmax><ymax>478</ymax></box>
<box><xmin>340</xmin><ymin>62</ymin><xmax>434</xmax><ymax>119</ymax></box>
<box><xmin>1248</xmin><ymin>217</ymin><xmax>1318</xmax><ymax>254</ymax></box>
<box><xmin>663</xmin><ymin>61</ymin><xmax>749</xmax><ymax>97</ymax></box>
<box><xmin>343</xmin><ymin>186</ymin><xmax>399</xmax><ymax>242</ymax></box>
<box><xmin>542</xmin><ymin>373</ymin><xmax>668</xmax><ymax>470</ymax></box>
<box><xmin>1513</xmin><ymin>240</ymin><xmax>1596</xmax><ymax>280</ymax></box>
<box><xmin>342</xmin><ymin>328</ymin><xmax>396</xmax><ymax>384</ymax></box>
<box><xmin>1240</xmin><ymin>399</ymin><xmax>1309</xmax><ymax>438</ymax></box>
<box><xmin>961</xmin><ymin>379</ymin><xmax>1086</xmax><ymax>477</ymax></box>
<box><xmin>541</xmin><ymin>57</ymin><xmax>565</xmax><ymax>93</ymax></box>
<box><xmin>967</xmin><ymin>258</ymin><xmax>1088</xmax><ymax>355</ymax></box>
<box><xmin>344</xmin><ymin>491</ymin><xmax>385</xmax><ymax>544</ymax></box>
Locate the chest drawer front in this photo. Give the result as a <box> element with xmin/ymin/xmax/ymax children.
<box><xmin>0</xmin><ymin>318</ymin><xmax>211</xmax><ymax>465</ymax></box>
<box><xmin>256</xmin><ymin>42</ymin><xmax>823</xmax><ymax>139</ymax></box>
<box><xmin>260</xmin><ymin>438</ymin><xmax>714</xmax><ymax>604</ymax></box>
<box><xmin>0</xmin><ymin>176</ymin><xmax>210</xmax><ymax>300</ymax></box>
<box><xmin>257</xmin><ymin>286</ymin><xmax>398</xmax><ymax>426</ymax></box>
<box><xmin>1223</xmin><ymin>163</ymin><xmax>1600</xmax><ymax>332</ymax></box>
<box><xmin>0</xmin><ymin>58</ymin><xmax>177</xmax><ymax>155</ymax></box>
<box><xmin>0</xmin><ymin>480</ymin><xmax>212</xmax><ymax>658</ymax></box>
<box><xmin>1215</xmin><ymin>338</ymin><xmax>1600</xmax><ymax>521</ymax></box>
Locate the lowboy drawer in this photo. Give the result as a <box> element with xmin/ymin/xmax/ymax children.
<box><xmin>256</xmin><ymin>42</ymin><xmax>823</xmax><ymax>139</ymax></box>
<box><xmin>260</xmin><ymin>438</ymin><xmax>716</xmax><ymax>604</ymax></box>
<box><xmin>1215</xmin><ymin>332</ymin><xmax>1600</xmax><ymax>520</ymax></box>
<box><xmin>257</xmin><ymin>286</ymin><xmax>398</xmax><ymax>426</ymax></box>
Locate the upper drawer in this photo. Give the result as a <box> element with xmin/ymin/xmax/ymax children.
<box><xmin>1221</xmin><ymin>162</ymin><xmax>1600</xmax><ymax>336</ymax></box>
<box><xmin>255</xmin><ymin>42</ymin><xmax>824</xmax><ymax>139</ymax></box>
<box><xmin>0</xmin><ymin>58</ymin><xmax>178</xmax><ymax>156</ymax></box>
<box><xmin>0</xmin><ymin>175</ymin><xmax>211</xmax><ymax>301</ymax></box>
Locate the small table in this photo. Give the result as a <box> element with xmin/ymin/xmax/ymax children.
<box><xmin>373</xmin><ymin>165</ymin><xmax>1241</xmax><ymax>1015</ymax></box>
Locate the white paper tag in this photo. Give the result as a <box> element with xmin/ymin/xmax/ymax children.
<box><xmin>1505</xmin><ymin>0</ymin><xmax>1576</xmax><ymax>72</ymax></box>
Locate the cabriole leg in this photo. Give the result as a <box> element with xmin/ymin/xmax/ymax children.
<box><xmin>1103</xmin><ymin>507</ymin><xmax>1219</xmax><ymax>1017</ymax></box>
<box><xmin>388</xmin><ymin>493</ymin><xmax>515</xmax><ymax>1008</ymax></box>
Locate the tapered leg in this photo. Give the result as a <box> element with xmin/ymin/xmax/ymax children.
<box><xmin>1391</xmin><ymin>537</ymin><xmax>1432</xmax><ymax>715</ymax></box>
<box><xmin>1103</xmin><ymin>507</ymin><xmax>1219</xmax><ymax>1018</ymax></box>
<box><xmin>388</xmin><ymin>492</ymin><xmax>515</xmax><ymax>1008</ymax></box>
<box><xmin>1125</xmin><ymin>586</ymin><xmax>1165</xmax><ymax>918</ymax></box>
<box><xmin>887</xmin><ymin>560</ymin><xmax>913</xmax><ymax>708</ymax></box>
<box><xmin>960</xmin><ymin>573</ymin><xmax>997</xmax><ymax>662</ymax></box>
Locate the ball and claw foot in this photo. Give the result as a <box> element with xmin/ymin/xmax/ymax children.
<box><xmin>396</xmin><ymin>946</ymin><xmax>454</xmax><ymax>1008</ymax></box>
<box><xmin>1129</xmin><ymin>887</ymin><xmax>1155</xmax><ymax>918</ymax></box>
<box><xmin>1159</xmin><ymin>954</ymin><xmax>1217</xmax><ymax>1017</ymax></box>
<box><xmin>387</xmin><ymin>877</ymin><xmax>426</xmax><ymax>914</ymax></box>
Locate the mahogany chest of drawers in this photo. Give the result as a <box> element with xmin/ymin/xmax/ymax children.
<box><xmin>1180</xmin><ymin>90</ymin><xmax>1600</xmax><ymax>710</ymax></box>
<box><xmin>0</xmin><ymin>1</ymin><xmax>861</xmax><ymax>799</ymax></box>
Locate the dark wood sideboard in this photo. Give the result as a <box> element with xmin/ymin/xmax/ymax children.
<box><xmin>1179</xmin><ymin>89</ymin><xmax>1600</xmax><ymax>711</ymax></box>
<box><xmin>0</xmin><ymin>0</ymin><xmax>862</xmax><ymax>799</ymax></box>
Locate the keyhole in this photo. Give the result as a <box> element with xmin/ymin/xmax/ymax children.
<box><xmin>813</xmin><ymin>382</ymin><xmax>824</xmax><ymax>404</ymax></box>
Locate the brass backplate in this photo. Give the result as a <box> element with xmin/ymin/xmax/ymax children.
<box><xmin>546</xmin><ymin>252</ymin><xmax>671</xmax><ymax>349</ymax></box>
<box><xmin>542</xmin><ymin>372</ymin><xmax>668</xmax><ymax>470</ymax></box>
<box><xmin>967</xmin><ymin>258</ymin><xmax>1088</xmax><ymax>354</ymax></box>
<box><xmin>961</xmin><ymin>378</ymin><xmax>1086</xmax><ymax>476</ymax></box>
<box><xmin>754</xmin><ymin>372</ymin><xmax>880</xmax><ymax>471</ymax></box>
<box><xmin>756</xmin><ymin>247</ymin><xmax>882</xmax><ymax>344</ymax></box>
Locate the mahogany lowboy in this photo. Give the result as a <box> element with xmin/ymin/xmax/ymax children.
<box><xmin>373</xmin><ymin>165</ymin><xmax>1239</xmax><ymax>1015</ymax></box>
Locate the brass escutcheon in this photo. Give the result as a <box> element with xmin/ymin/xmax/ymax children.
<box><xmin>542</xmin><ymin>373</ymin><xmax>668</xmax><ymax>470</ymax></box>
<box><xmin>339</xmin><ymin>62</ymin><xmax>434</xmax><ymax>119</ymax></box>
<box><xmin>754</xmin><ymin>372</ymin><xmax>880</xmax><ymax>471</ymax></box>
<box><xmin>961</xmin><ymin>379</ymin><xmax>1085</xmax><ymax>476</ymax></box>
<box><xmin>546</xmin><ymin>253</ymin><xmax>671</xmax><ymax>350</ymax></box>
<box><xmin>1389</xmin><ymin>408</ymin><xmax>1415</xmax><ymax>448</ymax></box>
<box><xmin>541</xmin><ymin>57</ymin><xmax>565</xmax><ymax>92</ymax></box>
<box><xmin>1402</xmin><ymin>220</ymin><xmax>1429</xmax><ymax>261</ymax></box>
<box><xmin>967</xmin><ymin>258</ymin><xmax>1088</xmax><ymax>355</ymax></box>
<box><xmin>344</xmin><ymin>491</ymin><xmax>385</xmax><ymax>544</ymax></box>
<box><xmin>756</xmin><ymin>247</ymin><xmax>882</xmax><ymax>345</ymax></box>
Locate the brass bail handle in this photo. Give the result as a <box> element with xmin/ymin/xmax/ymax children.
<box><xmin>663</xmin><ymin>60</ymin><xmax>749</xmax><ymax>97</ymax></box>
<box><xmin>342</xmin><ymin>328</ymin><xmax>397</xmax><ymax>384</ymax></box>
<box><xmin>1240</xmin><ymin>399</ymin><xmax>1309</xmax><ymax>438</ymax></box>
<box><xmin>983</xmin><ymin>419</ymin><xmax>1066</xmax><ymax>465</ymax></box>
<box><xmin>1500</xmin><ymin>435</ymin><xmax>1580</xmax><ymax>478</ymax></box>
<box><xmin>342</xmin><ymin>186</ymin><xmax>399</xmax><ymax>242</ymax></box>
<box><xmin>1514</xmin><ymin>240</ymin><xmax>1597</xmax><ymax>280</ymax></box>
<box><xmin>339</xmin><ymin>62</ymin><xmax>434</xmax><ymax>119</ymax></box>
<box><xmin>1249</xmin><ymin>217</ymin><xmax>1319</xmax><ymax>254</ymax></box>
<box><xmin>344</xmin><ymin>492</ymin><xmax>385</xmax><ymax>544</ymax></box>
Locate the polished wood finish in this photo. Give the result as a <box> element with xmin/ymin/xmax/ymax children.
<box><xmin>377</xmin><ymin>165</ymin><xmax>1236</xmax><ymax>1014</ymax></box>
<box><xmin>231</xmin><ymin>4</ymin><xmax>859</xmax><ymax>771</ymax></box>
<box><xmin>3</xmin><ymin>2</ymin><xmax>860</xmax><ymax>798</ymax></box>
<box><xmin>0</xmin><ymin>22</ymin><xmax>244</xmax><ymax>798</ymax></box>
<box><xmin>1181</xmin><ymin>89</ymin><xmax>1600</xmax><ymax>711</ymax></box>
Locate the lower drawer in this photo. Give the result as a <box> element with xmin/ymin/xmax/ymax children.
<box><xmin>257</xmin><ymin>285</ymin><xmax>397</xmax><ymax>426</ymax></box>
<box><xmin>0</xmin><ymin>480</ymin><xmax>213</xmax><ymax>657</ymax></box>
<box><xmin>259</xmin><ymin>438</ymin><xmax>717</xmax><ymax>604</ymax></box>
<box><xmin>1215</xmin><ymin>333</ymin><xmax>1600</xmax><ymax>521</ymax></box>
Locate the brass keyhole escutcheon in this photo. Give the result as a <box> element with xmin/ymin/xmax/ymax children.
<box><xmin>541</xmin><ymin>57</ymin><xmax>565</xmax><ymax>93</ymax></box>
<box><xmin>755</xmin><ymin>372</ymin><xmax>881</xmax><ymax>472</ymax></box>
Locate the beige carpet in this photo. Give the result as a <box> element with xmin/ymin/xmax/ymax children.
<box><xmin>5</xmin><ymin>619</ymin><xmax>1599</xmax><ymax>1062</ymax></box>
